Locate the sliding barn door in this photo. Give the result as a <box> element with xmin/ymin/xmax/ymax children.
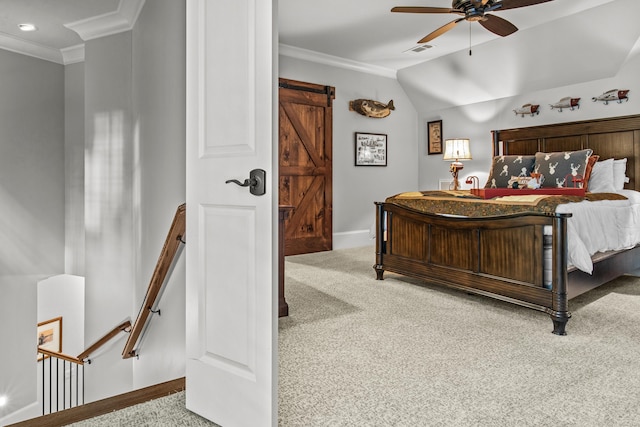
<box><xmin>185</xmin><ymin>0</ymin><xmax>276</xmax><ymax>426</ymax></box>
<box><xmin>279</xmin><ymin>79</ymin><xmax>335</xmax><ymax>256</ymax></box>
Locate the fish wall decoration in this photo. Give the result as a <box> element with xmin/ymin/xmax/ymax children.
<box><xmin>513</xmin><ymin>103</ymin><xmax>540</xmax><ymax>117</ymax></box>
<box><xmin>349</xmin><ymin>99</ymin><xmax>395</xmax><ymax>118</ymax></box>
<box><xmin>592</xmin><ymin>89</ymin><xmax>629</xmax><ymax>105</ymax></box>
<box><xmin>550</xmin><ymin>97</ymin><xmax>580</xmax><ymax>112</ymax></box>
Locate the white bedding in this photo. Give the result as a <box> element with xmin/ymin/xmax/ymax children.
<box><xmin>554</xmin><ymin>189</ymin><xmax>640</xmax><ymax>274</ymax></box>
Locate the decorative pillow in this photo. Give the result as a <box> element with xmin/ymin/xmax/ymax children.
<box><xmin>484</xmin><ymin>155</ymin><xmax>535</xmax><ymax>188</ymax></box>
<box><xmin>582</xmin><ymin>155</ymin><xmax>599</xmax><ymax>192</ymax></box>
<box><xmin>588</xmin><ymin>158</ymin><xmax>616</xmax><ymax>193</ymax></box>
<box><xmin>613</xmin><ymin>158</ymin><xmax>628</xmax><ymax>191</ymax></box>
<box><xmin>533</xmin><ymin>149</ymin><xmax>593</xmax><ymax>188</ymax></box>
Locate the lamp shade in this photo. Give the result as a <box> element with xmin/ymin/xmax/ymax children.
<box><xmin>443</xmin><ymin>138</ymin><xmax>472</xmax><ymax>161</ymax></box>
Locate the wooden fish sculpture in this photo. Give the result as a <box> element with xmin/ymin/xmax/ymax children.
<box><xmin>349</xmin><ymin>99</ymin><xmax>395</xmax><ymax>118</ymax></box>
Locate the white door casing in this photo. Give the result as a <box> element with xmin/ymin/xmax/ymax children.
<box><xmin>185</xmin><ymin>0</ymin><xmax>276</xmax><ymax>426</ymax></box>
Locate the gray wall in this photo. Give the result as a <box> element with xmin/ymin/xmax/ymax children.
<box><xmin>0</xmin><ymin>50</ymin><xmax>65</xmax><ymax>277</ymax></box>
<box><xmin>131</xmin><ymin>0</ymin><xmax>186</xmax><ymax>389</ymax></box>
<box><xmin>0</xmin><ymin>50</ymin><xmax>65</xmax><ymax>420</ymax></box>
<box><xmin>65</xmin><ymin>62</ymin><xmax>85</xmax><ymax>276</ymax></box>
<box><xmin>81</xmin><ymin>0</ymin><xmax>187</xmax><ymax>400</ymax></box>
<box><xmin>279</xmin><ymin>56</ymin><xmax>419</xmax><ymax>247</ymax></box>
<box><xmin>83</xmin><ymin>30</ymin><xmax>136</xmax><ymax>401</ymax></box>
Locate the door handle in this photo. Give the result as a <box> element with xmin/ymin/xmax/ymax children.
<box><xmin>225</xmin><ymin>169</ymin><xmax>266</xmax><ymax>196</ymax></box>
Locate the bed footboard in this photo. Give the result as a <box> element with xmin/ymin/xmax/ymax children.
<box><xmin>374</xmin><ymin>202</ymin><xmax>572</xmax><ymax>335</ymax></box>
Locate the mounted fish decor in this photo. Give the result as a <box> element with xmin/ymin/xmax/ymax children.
<box><xmin>349</xmin><ymin>99</ymin><xmax>395</xmax><ymax>118</ymax></box>
<box><xmin>513</xmin><ymin>103</ymin><xmax>540</xmax><ymax>117</ymax></box>
<box><xmin>592</xmin><ymin>89</ymin><xmax>629</xmax><ymax>105</ymax></box>
<box><xmin>550</xmin><ymin>97</ymin><xmax>580</xmax><ymax>112</ymax></box>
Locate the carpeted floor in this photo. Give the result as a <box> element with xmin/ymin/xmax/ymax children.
<box><xmin>66</xmin><ymin>391</ymin><xmax>217</xmax><ymax>426</ymax></box>
<box><xmin>278</xmin><ymin>245</ymin><xmax>640</xmax><ymax>426</ymax></box>
<box><xmin>64</xmin><ymin>245</ymin><xmax>640</xmax><ymax>426</ymax></box>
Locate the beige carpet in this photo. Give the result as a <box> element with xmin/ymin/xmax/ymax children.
<box><xmin>279</xmin><ymin>245</ymin><xmax>640</xmax><ymax>426</ymax></box>
<box><xmin>62</xmin><ymin>245</ymin><xmax>640</xmax><ymax>426</ymax></box>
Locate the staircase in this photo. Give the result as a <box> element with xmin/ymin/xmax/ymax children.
<box><xmin>6</xmin><ymin>378</ymin><xmax>186</xmax><ymax>427</ymax></box>
<box><xmin>3</xmin><ymin>204</ymin><xmax>188</xmax><ymax>427</ymax></box>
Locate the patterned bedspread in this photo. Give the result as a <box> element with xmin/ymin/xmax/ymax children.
<box><xmin>385</xmin><ymin>190</ymin><xmax>627</xmax><ymax>217</ymax></box>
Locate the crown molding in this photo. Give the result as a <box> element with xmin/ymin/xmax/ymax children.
<box><xmin>0</xmin><ymin>0</ymin><xmax>145</xmax><ymax>64</ymax></box>
<box><xmin>61</xmin><ymin>44</ymin><xmax>85</xmax><ymax>65</ymax></box>
<box><xmin>279</xmin><ymin>44</ymin><xmax>397</xmax><ymax>79</ymax></box>
<box><xmin>0</xmin><ymin>32</ymin><xmax>63</xmax><ymax>64</ymax></box>
<box><xmin>64</xmin><ymin>0</ymin><xmax>145</xmax><ymax>41</ymax></box>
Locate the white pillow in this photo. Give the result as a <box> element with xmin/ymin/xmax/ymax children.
<box><xmin>588</xmin><ymin>158</ymin><xmax>616</xmax><ymax>193</ymax></box>
<box><xmin>613</xmin><ymin>158</ymin><xmax>628</xmax><ymax>191</ymax></box>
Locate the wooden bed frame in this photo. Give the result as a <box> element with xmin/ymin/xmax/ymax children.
<box><xmin>374</xmin><ymin>114</ymin><xmax>640</xmax><ymax>334</ymax></box>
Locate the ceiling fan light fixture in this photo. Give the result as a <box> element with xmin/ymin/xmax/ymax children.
<box><xmin>18</xmin><ymin>23</ymin><xmax>37</xmax><ymax>32</ymax></box>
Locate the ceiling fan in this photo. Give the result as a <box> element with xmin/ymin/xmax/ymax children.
<box><xmin>392</xmin><ymin>0</ymin><xmax>554</xmax><ymax>44</ymax></box>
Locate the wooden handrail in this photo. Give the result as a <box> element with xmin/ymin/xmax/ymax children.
<box><xmin>37</xmin><ymin>348</ymin><xmax>84</xmax><ymax>365</ymax></box>
<box><xmin>122</xmin><ymin>203</ymin><xmax>186</xmax><ymax>359</ymax></box>
<box><xmin>76</xmin><ymin>320</ymin><xmax>132</xmax><ymax>361</ymax></box>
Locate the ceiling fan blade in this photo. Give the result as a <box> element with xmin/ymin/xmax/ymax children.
<box><xmin>497</xmin><ymin>0</ymin><xmax>554</xmax><ymax>11</ymax></box>
<box><xmin>391</xmin><ymin>6</ymin><xmax>462</xmax><ymax>14</ymax></box>
<box><xmin>479</xmin><ymin>14</ymin><xmax>518</xmax><ymax>37</ymax></box>
<box><xmin>418</xmin><ymin>18</ymin><xmax>464</xmax><ymax>44</ymax></box>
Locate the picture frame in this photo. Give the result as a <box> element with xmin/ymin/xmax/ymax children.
<box><xmin>355</xmin><ymin>132</ymin><xmax>387</xmax><ymax>166</ymax></box>
<box><xmin>37</xmin><ymin>316</ymin><xmax>62</xmax><ymax>360</ymax></box>
<box><xmin>427</xmin><ymin>120</ymin><xmax>443</xmax><ymax>155</ymax></box>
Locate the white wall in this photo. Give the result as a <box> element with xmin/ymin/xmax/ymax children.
<box><xmin>279</xmin><ymin>55</ymin><xmax>419</xmax><ymax>248</ymax></box>
<box><xmin>131</xmin><ymin>0</ymin><xmax>186</xmax><ymax>389</ymax></box>
<box><xmin>0</xmin><ymin>49</ymin><xmax>65</xmax><ymax>421</ymax></box>
<box><xmin>65</xmin><ymin>62</ymin><xmax>86</xmax><ymax>276</ymax></box>
<box><xmin>37</xmin><ymin>275</ymin><xmax>85</xmax><ymax>356</ymax></box>
<box><xmin>0</xmin><ymin>50</ymin><xmax>65</xmax><ymax>276</ymax></box>
<box><xmin>0</xmin><ymin>277</ymin><xmax>38</xmax><ymax>424</ymax></box>
<box><xmin>83</xmin><ymin>31</ymin><xmax>136</xmax><ymax>402</ymax></box>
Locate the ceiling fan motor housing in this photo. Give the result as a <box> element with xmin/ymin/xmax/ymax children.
<box><xmin>453</xmin><ymin>0</ymin><xmax>501</xmax><ymax>19</ymax></box>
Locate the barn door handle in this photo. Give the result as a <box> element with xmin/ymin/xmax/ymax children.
<box><xmin>225</xmin><ymin>169</ymin><xmax>266</xmax><ymax>196</ymax></box>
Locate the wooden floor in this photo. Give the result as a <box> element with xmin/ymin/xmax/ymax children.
<box><xmin>7</xmin><ymin>377</ymin><xmax>185</xmax><ymax>427</ymax></box>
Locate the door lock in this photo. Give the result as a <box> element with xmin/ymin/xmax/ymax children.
<box><xmin>225</xmin><ymin>169</ymin><xmax>266</xmax><ymax>196</ymax></box>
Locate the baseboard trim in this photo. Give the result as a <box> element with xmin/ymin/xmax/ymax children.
<box><xmin>6</xmin><ymin>377</ymin><xmax>185</xmax><ymax>427</ymax></box>
<box><xmin>333</xmin><ymin>230</ymin><xmax>374</xmax><ymax>250</ymax></box>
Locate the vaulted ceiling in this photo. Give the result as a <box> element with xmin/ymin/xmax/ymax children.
<box><xmin>0</xmin><ymin>0</ymin><xmax>620</xmax><ymax>71</ymax></box>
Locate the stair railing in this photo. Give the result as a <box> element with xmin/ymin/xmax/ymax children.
<box><xmin>122</xmin><ymin>203</ymin><xmax>186</xmax><ymax>359</ymax></box>
<box><xmin>77</xmin><ymin>320</ymin><xmax>132</xmax><ymax>363</ymax></box>
<box><xmin>37</xmin><ymin>349</ymin><xmax>84</xmax><ymax>416</ymax></box>
<box><xmin>37</xmin><ymin>319</ymin><xmax>132</xmax><ymax>416</ymax></box>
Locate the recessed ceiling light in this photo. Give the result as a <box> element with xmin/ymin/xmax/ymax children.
<box><xmin>18</xmin><ymin>23</ymin><xmax>37</xmax><ymax>32</ymax></box>
<box><xmin>0</xmin><ymin>395</ymin><xmax>8</xmax><ymax>407</ymax></box>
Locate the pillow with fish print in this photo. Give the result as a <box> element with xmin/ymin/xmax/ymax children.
<box><xmin>533</xmin><ymin>149</ymin><xmax>593</xmax><ymax>188</ymax></box>
<box><xmin>484</xmin><ymin>155</ymin><xmax>536</xmax><ymax>188</ymax></box>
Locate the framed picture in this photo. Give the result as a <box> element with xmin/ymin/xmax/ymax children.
<box><xmin>355</xmin><ymin>132</ymin><xmax>387</xmax><ymax>166</ymax></box>
<box><xmin>427</xmin><ymin>120</ymin><xmax>443</xmax><ymax>155</ymax></box>
<box><xmin>37</xmin><ymin>316</ymin><xmax>62</xmax><ymax>360</ymax></box>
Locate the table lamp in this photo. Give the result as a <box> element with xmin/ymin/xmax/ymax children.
<box><xmin>443</xmin><ymin>138</ymin><xmax>472</xmax><ymax>190</ymax></box>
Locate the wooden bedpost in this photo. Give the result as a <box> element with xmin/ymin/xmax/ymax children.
<box><xmin>550</xmin><ymin>213</ymin><xmax>572</xmax><ymax>335</ymax></box>
<box><xmin>374</xmin><ymin>202</ymin><xmax>385</xmax><ymax>280</ymax></box>
<box><xmin>491</xmin><ymin>130</ymin><xmax>501</xmax><ymax>156</ymax></box>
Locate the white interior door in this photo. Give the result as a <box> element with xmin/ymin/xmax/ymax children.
<box><xmin>185</xmin><ymin>0</ymin><xmax>276</xmax><ymax>426</ymax></box>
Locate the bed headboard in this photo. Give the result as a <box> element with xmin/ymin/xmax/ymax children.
<box><xmin>492</xmin><ymin>114</ymin><xmax>640</xmax><ymax>191</ymax></box>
